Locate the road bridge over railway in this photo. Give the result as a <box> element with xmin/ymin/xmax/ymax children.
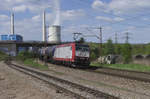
<box><xmin>0</xmin><ymin>41</ymin><xmax>58</xmax><ymax>56</ymax></box>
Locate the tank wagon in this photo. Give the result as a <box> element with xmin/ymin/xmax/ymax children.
<box><xmin>39</xmin><ymin>42</ymin><xmax>90</xmax><ymax>67</ymax></box>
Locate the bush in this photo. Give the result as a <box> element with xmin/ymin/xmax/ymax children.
<box><xmin>16</xmin><ymin>51</ymin><xmax>34</xmax><ymax>61</ymax></box>
<box><xmin>104</xmin><ymin>39</ymin><xmax>115</xmax><ymax>55</ymax></box>
<box><xmin>89</xmin><ymin>44</ymin><xmax>100</xmax><ymax>60</ymax></box>
<box><xmin>90</xmin><ymin>52</ymin><xmax>97</xmax><ymax>61</ymax></box>
<box><xmin>115</xmin><ymin>44</ymin><xmax>122</xmax><ymax>55</ymax></box>
<box><xmin>0</xmin><ymin>51</ymin><xmax>8</xmax><ymax>61</ymax></box>
<box><xmin>121</xmin><ymin>43</ymin><xmax>132</xmax><ymax>63</ymax></box>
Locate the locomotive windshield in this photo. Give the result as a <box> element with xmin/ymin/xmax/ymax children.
<box><xmin>76</xmin><ymin>46</ymin><xmax>89</xmax><ymax>51</ymax></box>
<box><xmin>75</xmin><ymin>44</ymin><xmax>90</xmax><ymax>57</ymax></box>
<box><xmin>76</xmin><ymin>44</ymin><xmax>89</xmax><ymax>51</ymax></box>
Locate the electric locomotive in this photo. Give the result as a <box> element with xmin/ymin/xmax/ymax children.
<box><xmin>39</xmin><ymin>42</ymin><xmax>90</xmax><ymax>67</ymax></box>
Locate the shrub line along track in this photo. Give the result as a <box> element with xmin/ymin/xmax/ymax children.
<box><xmin>85</xmin><ymin>66</ymin><xmax>150</xmax><ymax>83</ymax></box>
<box><xmin>6</xmin><ymin>61</ymin><xmax>118</xmax><ymax>99</ymax></box>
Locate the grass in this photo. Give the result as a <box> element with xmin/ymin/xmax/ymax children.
<box><xmin>0</xmin><ymin>52</ymin><xmax>8</xmax><ymax>61</ymax></box>
<box><xmin>16</xmin><ymin>58</ymin><xmax>66</xmax><ymax>75</ymax></box>
<box><xmin>23</xmin><ymin>59</ymin><xmax>49</xmax><ymax>71</ymax></box>
<box><xmin>91</xmin><ymin>62</ymin><xmax>150</xmax><ymax>72</ymax></box>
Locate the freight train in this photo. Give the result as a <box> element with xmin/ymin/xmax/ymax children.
<box><xmin>38</xmin><ymin>42</ymin><xmax>90</xmax><ymax>67</ymax></box>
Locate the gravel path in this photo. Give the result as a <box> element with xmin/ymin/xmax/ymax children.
<box><xmin>0</xmin><ymin>61</ymin><xmax>75</xmax><ymax>99</ymax></box>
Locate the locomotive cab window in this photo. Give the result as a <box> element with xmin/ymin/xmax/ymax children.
<box><xmin>83</xmin><ymin>47</ymin><xmax>89</xmax><ymax>51</ymax></box>
<box><xmin>76</xmin><ymin>47</ymin><xmax>82</xmax><ymax>51</ymax></box>
<box><xmin>76</xmin><ymin>46</ymin><xmax>89</xmax><ymax>52</ymax></box>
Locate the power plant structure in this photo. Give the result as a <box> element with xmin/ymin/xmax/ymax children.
<box><xmin>1</xmin><ymin>12</ymin><xmax>23</xmax><ymax>42</ymax></box>
<box><xmin>48</xmin><ymin>25</ymin><xmax>61</xmax><ymax>43</ymax></box>
<box><xmin>42</xmin><ymin>11</ymin><xmax>46</xmax><ymax>42</ymax></box>
<box><xmin>42</xmin><ymin>11</ymin><xmax>61</xmax><ymax>44</ymax></box>
<box><xmin>0</xmin><ymin>11</ymin><xmax>62</xmax><ymax>57</ymax></box>
<box><xmin>0</xmin><ymin>12</ymin><xmax>23</xmax><ymax>56</ymax></box>
<box><xmin>11</xmin><ymin>13</ymin><xmax>15</xmax><ymax>35</ymax></box>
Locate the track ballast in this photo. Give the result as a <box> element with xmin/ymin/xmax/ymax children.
<box><xmin>85</xmin><ymin>66</ymin><xmax>150</xmax><ymax>83</ymax></box>
<box><xmin>6</xmin><ymin>61</ymin><xmax>119</xmax><ymax>99</ymax></box>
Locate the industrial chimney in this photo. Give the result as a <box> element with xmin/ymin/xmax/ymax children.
<box><xmin>10</xmin><ymin>13</ymin><xmax>14</xmax><ymax>35</ymax></box>
<box><xmin>42</xmin><ymin>10</ymin><xmax>46</xmax><ymax>42</ymax></box>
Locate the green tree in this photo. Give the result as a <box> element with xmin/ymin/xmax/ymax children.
<box><xmin>115</xmin><ymin>44</ymin><xmax>122</xmax><ymax>55</ymax></box>
<box><xmin>104</xmin><ymin>39</ymin><xmax>115</xmax><ymax>55</ymax></box>
<box><xmin>145</xmin><ymin>44</ymin><xmax>150</xmax><ymax>54</ymax></box>
<box><xmin>89</xmin><ymin>43</ymin><xmax>100</xmax><ymax>60</ymax></box>
<box><xmin>90</xmin><ymin>52</ymin><xmax>97</xmax><ymax>61</ymax></box>
<box><xmin>0</xmin><ymin>51</ymin><xmax>8</xmax><ymax>61</ymax></box>
<box><xmin>121</xmin><ymin>43</ymin><xmax>132</xmax><ymax>63</ymax></box>
<box><xmin>16</xmin><ymin>51</ymin><xmax>34</xmax><ymax>61</ymax></box>
<box><xmin>78</xmin><ymin>37</ymin><xmax>85</xmax><ymax>43</ymax></box>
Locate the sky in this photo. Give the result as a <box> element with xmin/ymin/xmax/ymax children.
<box><xmin>0</xmin><ymin>0</ymin><xmax>150</xmax><ymax>44</ymax></box>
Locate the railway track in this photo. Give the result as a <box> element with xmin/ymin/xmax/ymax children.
<box><xmin>86</xmin><ymin>66</ymin><xmax>150</xmax><ymax>83</ymax></box>
<box><xmin>93</xmin><ymin>66</ymin><xmax>150</xmax><ymax>75</ymax></box>
<box><xmin>35</xmin><ymin>59</ymin><xmax>150</xmax><ymax>83</ymax></box>
<box><xmin>50</xmin><ymin>62</ymin><xmax>150</xmax><ymax>83</ymax></box>
<box><xmin>6</xmin><ymin>61</ymin><xmax>118</xmax><ymax>99</ymax></box>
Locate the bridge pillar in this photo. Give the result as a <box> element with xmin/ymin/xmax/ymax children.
<box><xmin>0</xmin><ymin>43</ymin><xmax>17</xmax><ymax>56</ymax></box>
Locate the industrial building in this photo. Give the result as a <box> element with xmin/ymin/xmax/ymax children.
<box><xmin>0</xmin><ymin>12</ymin><xmax>23</xmax><ymax>42</ymax></box>
<box><xmin>1</xmin><ymin>34</ymin><xmax>23</xmax><ymax>41</ymax></box>
<box><xmin>0</xmin><ymin>11</ymin><xmax>61</xmax><ymax>56</ymax></box>
<box><xmin>48</xmin><ymin>25</ymin><xmax>61</xmax><ymax>43</ymax></box>
<box><xmin>42</xmin><ymin>11</ymin><xmax>61</xmax><ymax>44</ymax></box>
<box><xmin>0</xmin><ymin>12</ymin><xmax>24</xmax><ymax>56</ymax></box>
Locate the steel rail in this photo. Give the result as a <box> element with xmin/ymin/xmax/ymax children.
<box><xmin>7</xmin><ymin>63</ymin><xmax>86</xmax><ymax>99</ymax></box>
<box><xmin>85</xmin><ymin>66</ymin><xmax>150</xmax><ymax>83</ymax></box>
<box><xmin>95</xmin><ymin>66</ymin><xmax>150</xmax><ymax>75</ymax></box>
<box><xmin>7</xmin><ymin>62</ymin><xmax>118</xmax><ymax>99</ymax></box>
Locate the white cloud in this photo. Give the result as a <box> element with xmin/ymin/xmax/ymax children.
<box><xmin>141</xmin><ymin>17</ymin><xmax>150</xmax><ymax>21</ymax></box>
<box><xmin>61</xmin><ymin>9</ymin><xmax>86</xmax><ymax>21</ymax></box>
<box><xmin>0</xmin><ymin>0</ymin><xmax>51</xmax><ymax>13</ymax></box>
<box><xmin>13</xmin><ymin>5</ymin><xmax>27</xmax><ymax>12</ymax></box>
<box><xmin>96</xmin><ymin>16</ymin><xmax>112</xmax><ymax>22</ymax></box>
<box><xmin>92</xmin><ymin>0</ymin><xmax>150</xmax><ymax>15</ymax></box>
<box><xmin>113</xmin><ymin>17</ymin><xmax>124</xmax><ymax>22</ymax></box>
<box><xmin>0</xmin><ymin>15</ymin><xmax>9</xmax><ymax>21</ymax></box>
<box><xmin>92</xmin><ymin>0</ymin><xmax>105</xmax><ymax>10</ymax></box>
<box><xmin>126</xmin><ymin>26</ymin><xmax>136</xmax><ymax>31</ymax></box>
<box><xmin>32</xmin><ymin>15</ymin><xmax>41</xmax><ymax>22</ymax></box>
<box><xmin>27</xmin><ymin>4</ymin><xmax>49</xmax><ymax>13</ymax></box>
<box><xmin>96</xmin><ymin>16</ymin><xmax>124</xmax><ymax>22</ymax></box>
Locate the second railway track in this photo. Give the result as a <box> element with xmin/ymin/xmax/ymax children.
<box><xmin>6</xmin><ymin>61</ymin><xmax>118</xmax><ymax>99</ymax></box>
<box><xmin>86</xmin><ymin>66</ymin><xmax>150</xmax><ymax>83</ymax></box>
<box><xmin>45</xmin><ymin>62</ymin><xmax>150</xmax><ymax>83</ymax></box>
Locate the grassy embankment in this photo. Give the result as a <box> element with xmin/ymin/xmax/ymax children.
<box><xmin>16</xmin><ymin>52</ymin><xmax>49</xmax><ymax>71</ymax></box>
<box><xmin>23</xmin><ymin>59</ymin><xmax>49</xmax><ymax>71</ymax></box>
<box><xmin>89</xmin><ymin>42</ymin><xmax>150</xmax><ymax>72</ymax></box>
<box><xmin>91</xmin><ymin>62</ymin><xmax>150</xmax><ymax>72</ymax></box>
<box><xmin>0</xmin><ymin>52</ymin><xmax>8</xmax><ymax>61</ymax></box>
